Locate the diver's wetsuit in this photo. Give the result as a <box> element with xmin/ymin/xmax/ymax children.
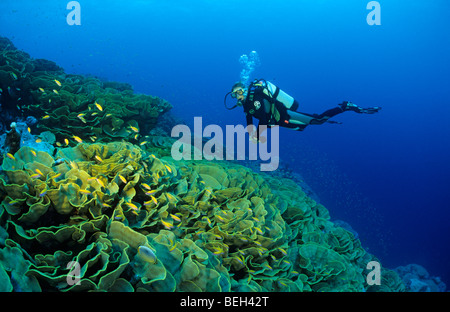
<box><xmin>242</xmin><ymin>82</ymin><xmax>347</xmax><ymax>133</ymax></box>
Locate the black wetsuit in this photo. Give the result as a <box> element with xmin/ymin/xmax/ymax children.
<box><xmin>242</xmin><ymin>82</ymin><xmax>345</xmax><ymax>133</ymax></box>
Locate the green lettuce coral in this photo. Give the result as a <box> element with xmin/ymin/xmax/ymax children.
<box><xmin>0</xmin><ymin>141</ymin><xmax>405</xmax><ymax>292</ymax></box>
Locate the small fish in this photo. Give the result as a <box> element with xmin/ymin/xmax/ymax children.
<box><xmin>168</xmin><ymin>241</ymin><xmax>177</xmax><ymax>252</ymax></box>
<box><xmin>95</xmin><ymin>101</ymin><xmax>103</xmax><ymax>111</ymax></box>
<box><xmin>6</xmin><ymin>153</ymin><xmax>15</xmax><ymax>160</ymax></box>
<box><xmin>27</xmin><ymin>127</ymin><xmax>31</xmax><ymax>133</ymax></box>
<box><xmin>73</xmin><ymin>135</ymin><xmax>83</xmax><ymax>143</ymax></box>
<box><xmin>129</xmin><ymin>126</ymin><xmax>139</xmax><ymax>133</ymax></box>
<box><xmin>150</xmin><ymin>195</ymin><xmax>158</xmax><ymax>205</ymax></box>
<box><xmin>35</xmin><ymin>138</ymin><xmax>42</xmax><ymax>143</ymax></box>
<box><xmin>42</xmin><ymin>115</ymin><xmax>50</xmax><ymax>119</ymax></box>
<box><xmin>64</xmin><ymin>138</ymin><xmax>69</xmax><ymax>146</ymax></box>
<box><xmin>78</xmin><ymin>189</ymin><xmax>92</xmax><ymax>195</ymax></box>
<box><xmin>114</xmin><ymin>214</ymin><xmax>124</xmax><ymax>221</ymax></box>
<box><xmin>131</xmin><ymin>209</ymin><xmax>139</xmax><ymax>216</ymax></box>
<box><xmin>106</xmin><ymin>113</ymin><xmax>112</xmax><ymax>117</ymax></box>
<box><xmin>138</xmin><ymin>245</ymin><xmax>157</xmax><ymax>264</ymax></box>
<box><xmin>35</xmin><ymin>168</ymin><xmax>44</xmax><ymax>176</ymax></box>
<box><xmin>39</xmin><ymin>189</ymin><xmax>47</xmax><ymax>197</ymax></box>
<box><xmin>126</xmin><ymin>202</ymin><xmax>138</xmax><ymax>210</ymax></box>
<box><xmin>10</xmin><ymin>72</ymin><xmax>18</xmax><ymax>80</ymax></box>
<box><xmin>216</xmin><ymin>215</ymin><xmax>225</xmax><ymax>222</ymax></box>
<box><xmin>141</xmin><ymin>183</ymin><xmax>151</xmax><ymax>190</ymax></box>
<box><xmin>94</xmin><ymin>155</ymin><xmax>103</xmax><ymax>163</ymax></box>
<box><xmin>30</xmin><ymin>173</ymin><xmax>41</xmax><ymax>179</ymax></box>
<box><xmin>54</xmin><ymin>79</ymin><xmax>62</xmax><ymax>87</ymax></box>
<box><xmin>90</xmin><ymin>136</ymin><xmax>97</xmax><ymax>142</ymax></box>
<box><xmin>52</xmin><ymin>173</ymin><xmax>62</xmax><ymax>179</ymax></box>
<box><xmin>53</xmin><ymin>89</ymin><xmax>59</xmax><ymax>95</ymax></box>
<box><xmin>203</xmin><ymin>216</ymin><xmax>212</xmax><ymax>227</ymax></box>
<box><xmin>255</xmin><ymin>227</ymin><xmax>263</xmax><ymax>235</ymax></box>
<box><xmin>31</xmin><ymin>150</ymin><xmax>37</xmax><ymax>157</ymax></box>
<box><xmin>278</xmin><ymin>248</ymin><xmax>288</xmax><ymax>256</ymax></box>
<box><xmin>38</xmin><ymin>87</ymin><xmax>45</xmax><ymax>93</ymax></box>
<box><xmin>161</xmin><ymin>219</ymin><xmax>173</xmax><ymax>230</ymax></box>
<box><xmin>96</xmin><ymin>178</ymin><xmax>105</xmax><ymax>188</ymax></box>
<box><xmin>118</xmin><ymin>174</ymin><xmax>127</xmax><ymax>184</ymax></box>
<box><xmin>144</xmin><ymin>190</ymin><xmax>157</xmax><ymax>196</ymax></box>
<box><xmin>170</xmin><ymin>214</ymin><xmax>181</xmax><ymax>222</ymax></box>
<box><xmin>102</xmin><ymin>203</ymin><xmax>112</xmax><ymax>208</ymax></box>
<box><xmin>164</xmin><ymin>165</ymin><xmax>172</xmax><ymax>173</ymax></box>
<box><xmin>140</xmin><ymin>141</ymin><xmax>148</xmax><ymax>146</ymax></box>
<box><xmin>8</xmin><ymin>200</ymin><xmax>19</xmax><ymax>205</ymax></box>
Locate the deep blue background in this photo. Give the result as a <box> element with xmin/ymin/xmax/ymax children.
<box><xmin>1</xmin><ymin>0</ymin><xmax>449</xmax><ymax>285</ymax></box>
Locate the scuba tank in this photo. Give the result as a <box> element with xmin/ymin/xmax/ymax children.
<box><xmin>260</xmin><ymin>80</ymin><xmax>296</xmax><ymax>109</ymax></box>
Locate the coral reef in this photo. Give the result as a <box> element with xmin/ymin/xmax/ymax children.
<box><xmin>0</xmin><ymin>142</ymin><xmax>406</xmax><ymax>292</ymax></box>
<box><xmin>395</xmin><ymin>264</ymin><xmax>446</xmax><ymax>292</ymax></box>
<box><xmin>0</xmin><ymin>36</ymin><xmax>172</xmax><ymax>146</ymax></box>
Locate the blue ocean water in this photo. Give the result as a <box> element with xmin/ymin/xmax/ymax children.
<box><xmin>1</xmin><ymin>0</ymin><xmax>449</xmax><ymax>287</ymax></box>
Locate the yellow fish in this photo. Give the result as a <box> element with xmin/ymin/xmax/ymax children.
<box><xmin>95</xmin><ymin>101</ymin><xmax>103</xmax><ymax>111</ymax></box>
<box><xmin>52</xmin><ymin>173</ymin><xmax>62</xmax><ymax>179</ymax></box>
<box><xmin>203</xmin><ymin>216</ymin><xmax>212</xmax><ymax>227</ymax></box>
<box><xmin>6</xmin><ymin>153</ymin><xmax>15</xmax><ymax>160</ymax></box>
<box><xmin>118</xmin><ymin>174</ymin><xmax>127</xmax><ymax>184</ymax></box>
<box><xmin>30</xmin><ymin>173</ymin><xmax>41</xmax><ymax>179</ymax></box>
<box><xmin>126</xmin><ymin>202</ymin><xmax>138</xmax><ymax>210</ymax></box>
<box><xmin>165</xmin><ymin>164</ymin><xmax>172</xmax><ymax>173</ymax></box>
<box><xmin>73</xmin><ymin>135</ymin><xmax>83</xmax><ymax>143</ymax></box>
<box><xmin>255</xmin><ymin>227</ymin><xmax>264</xmax><ymax>235</ymax></box>
<box><xmin>96</xmin><ymin>178</ymin><xmax>105</xmax><ymax>188</ymax></box>
<box><xmin>64</xmin><ymin>138</ymin><xmax>69</xmax><ymax>146</ymax></box>
<box><xmin>168</xmin><ymin>241</ymin><xmax>177</xmax><ymax>252</ymax></box>
<box><xmin>42</xmin><ymin>115</ymin><xmax>50</xmax><ymax>119</ymax></box>
<box><xmin>35</xmin><ymin>168</ymin><xmax>44</xmax><ymax>176</ymax></box>
<box><xmin>170</xmin><ymin>214</ymin><xmax>181</xmax><ymax>222</ymax></box>
<box><xmin>150</xmin><ymin>195</ymin><xmax>158</xmax><ymax>205</ymax></box>
<box><xmin>27</xmin><ymin>127</ymin><xmax>31</xmax><ymax>133</ymax></box>
<box><xmin>38</xmin><ymin>87</ymin><xmax>45</xmax><ymax>93</ymax></box>
<box><xmin>78</xmin><ymin>189</ymin><xmax>91</xmax><ymax>195</ymax></box>
<box><xmin>140</xmin><ymin>141</ymin><xmax>148</xmax><ymax>146</ymax></box>
<box><xmin>53</xmin><ymin>89</ymin><xmax>59</xmax><ymax>94</ymax></box>
<box><xmin>138</xmin><ymin>245</ymin><xmax>157</xmax><ymax>264</ymax></box>
<box><xmin>94</xmin><ymin>155</ymin><xmax>103</xmax><ymax>163</ymax></box>
<box><xmin>35</xmin><ymin>138</ymin><xmax>42</xmax><ymax>143</ymax></box>
<box><xmin>129</xmin><ymin>126</ymin><xmax>139</xmax><ymax>133</ymax></box>
<box><xmin>31</xmin><ymin>150</ymin><xmax>37</xmax><ymax>157</ymax></box>
<box><xmin>54</xmin><ymin>79</ymin><xmax>61</xmax><ymax>86</ymax></box>
<box><xmin>161</xmin><ymin>219</ymin><xmax>173</xmax><ymax>230</ymax></box>
<box><xmin>141</xmin><ymin>183</ymin><xmax>151</xmax><ymax>190</ymax></box>
<box><xmin>39</xmin><ymin>189</ymin><xmax>47</xmax><ymax>197</ymax></box>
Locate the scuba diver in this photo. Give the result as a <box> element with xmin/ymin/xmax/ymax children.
<box><xmin>224</xmin><ymin>79</ymin><xmax>381</xmax><ymax>140</ymax></box>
